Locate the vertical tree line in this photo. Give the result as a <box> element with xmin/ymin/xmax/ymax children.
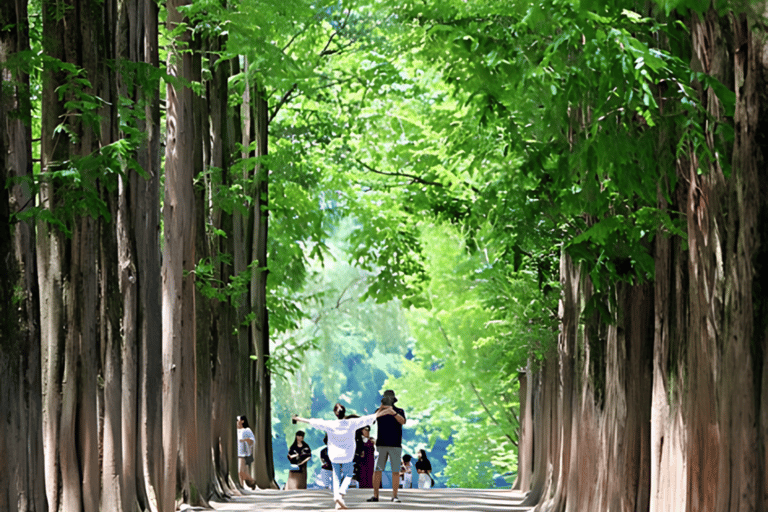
<box><xmin>1</xmin><ymin>0</ymin><xmax>282</xmax><ymax>510</ymax></box>
<box><xmin>1</xmin><ymin>0</ymin><xmax>45</xmax><ymax>511</ymax></box>
<box><xmin>507</xmin><ymin>5</ymin><xmax>768</xmax><ymax>512</ymax></box>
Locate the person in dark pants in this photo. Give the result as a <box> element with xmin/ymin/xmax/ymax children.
<box><xmin>368</xmin><ymin>390</ymin><xmax>406</xmax><ymax>503</ymax></box>
<box><xmin>357</xmin><ymin>425</ymin><xmax>376</xmax><ymax>488</ymax></box>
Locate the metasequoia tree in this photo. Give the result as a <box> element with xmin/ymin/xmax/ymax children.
<box><xmin>512</xmin><ymin>4</ymin><xmax>768</xmax><ymax>512</ymax></box>
<box><xmin>115</xmin><ymin>0</ymin><xmax>163</xmax><ymax>510</ymax></box>
<box><xmin>1</xmin><ymin>1</ymin><xmax>45</xmax><ymax>510</ymax></box>
<box><xmin>202</xmin><ymin>38</ymin><xmax>242</xmax><ymax>495</ymax></box>
<box><xmin>161</xmin><ymin>0</ymin><xmax>201</xmax><ymax>507</ymax></box>
<box><xmin>242</xmin><ymin>73</ymin><xmax>277</xmax><ymax>489</ymax></box>
<box><xmin>37</xmin><ymin>0</ymin><xmax>116</xmax><ymax>510</ymax></box>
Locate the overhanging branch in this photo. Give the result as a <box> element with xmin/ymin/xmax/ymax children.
<box><xmin>470</xmin><ymin>381</ymin><xmax>518</xmax><ymax>448</ymax></box>
<box><xmin>354</xmin><ymin>158</ymin><xmax>444</xmax><ymax>187</ymax></box>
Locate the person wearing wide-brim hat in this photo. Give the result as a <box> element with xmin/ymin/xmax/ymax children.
<box><xmin>367</xmin><ymin>390</ymin><xmax>407</xmax><ymax>503</ymax></box>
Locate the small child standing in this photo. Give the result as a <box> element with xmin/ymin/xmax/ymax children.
<box><xmin>400</xmin><ymin>454</ymin><xmax>413</xmax><ymax>489</ymax></box>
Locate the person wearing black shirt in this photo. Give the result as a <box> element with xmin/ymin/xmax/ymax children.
<box><xmin>286</xmin><ymin>431</ymin><xmax>312</xmax><ymax>489</ymax></box>
<box><xmin>367</xmin><ymin>390</ymin><xmax>406</xmax><ymax>503</ymax></box>
<box><xmin>415</xmin><ymin>449</ymin><xmax>433</xmax><ymax>488</ymax></box>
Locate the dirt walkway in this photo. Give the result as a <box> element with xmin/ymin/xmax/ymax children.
<box><xmin>201</xmin><ymin>488</ymin><xmax>531</xmax><ymax>511</ymax></box>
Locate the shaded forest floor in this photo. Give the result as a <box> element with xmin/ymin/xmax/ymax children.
<box><xmin>203</xmin><ymin>488</ymin><xmax>530</xmax><ymax>511</ymax></box>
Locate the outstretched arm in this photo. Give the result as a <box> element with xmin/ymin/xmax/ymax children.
<box><xmin>374</xmin><ymin>407</ymin><xmax>391</xmax><ymax>419</ymax></box>
<box><xmin>292</xmin><ymin>415</ymin><xmax>309</xmax><ymax>424</ymax></box>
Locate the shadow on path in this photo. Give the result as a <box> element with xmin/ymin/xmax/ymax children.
<box><xmin>202</xmin><ymin>488</ymin><xmax>531</xmax><ymax>512</ymax></box>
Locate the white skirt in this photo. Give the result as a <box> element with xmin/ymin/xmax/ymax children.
<box><xmin>418</xmin><ymin>472</ymin><xmax>432</xmax><ymax>489</ymax></box>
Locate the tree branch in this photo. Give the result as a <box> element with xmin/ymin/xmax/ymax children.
<box><xmin>270</xmin><ymin>13</ymin><xmax>354</xmax><ymax>123</ymax></box>
<box><xmin>269</xmin><ymin>83</ymin><xmax>298</xmax><ymax>124</ymax></box>
<box><xmin>354</xmin><ymin>158</ymin><xmax>445</xmax><ymax>187</ymax></box>
<box><xmin>470</xmin><ymin>381</ymin><xmax>517</xmax><ymax>448</ymax></box>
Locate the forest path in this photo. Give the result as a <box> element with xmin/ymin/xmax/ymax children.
<box><xmin>204</xmin><ymin>488</ymin><xmax>531</xmax><ymax>511</ymax></box>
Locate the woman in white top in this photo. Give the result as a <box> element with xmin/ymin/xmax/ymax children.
<box><xmin>237</xmin><ymin>415</ymin><xmax>255</xmax><ymax>489</ymax></box>
<box><xmin>293</xmin><ymin>403</ymin><xmax>395</xmax><ymax>510</ymax></box>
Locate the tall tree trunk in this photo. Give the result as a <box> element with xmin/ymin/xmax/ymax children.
<box><xmin>39</xmin><ymin>2</ymin><xmax>74</xmax><ymax>509</ymax></box>
<box><xmin>186</xmin><ymin>33</ymin><xmax>209</xmax><ymax>507</ymax></box>
<box><xmin>235</xmin><ymin>62</ymin><xmax>255</xmax><ymax>489</ymax></box>
<box><xmin>194</xmin><ymin>45</ymin><xmax>213</xmax><ymax>503</ymax></box>
<box><xmin>162</xmin><ymin>0</ymin><xmax>197</xmax><ymax>508</ymax></box>
<box><xmin>1</xmin><ymin>1</ymin><xmax>45</xmax><ymax>510</ymax></box>
<box><xmin>99</xmin><ymin>0</ymin><xmax>127</xmax><ymax>509</ymax></box>
<box><xmin>250</xmin><ymin>84</ymin><xmax>278</xmax><ymax>490</ymax></box>
<box><xmin>133</xmin><ymin>0</ymin><xmax>163</xmax><ymax>509</ymax></box>
<box><xmin>210</xmin><ymin>51</ymin><xmax>244</xmax><ymax>494</ymax></box>
<box><xmin>115</xmin><ymin>1</ymin><xmax>140</xmax><ymax>508</ymax></box>
<box><xmin>77</xmin><ymin>2</ymin><xmax>112</xmax><ymax>510</ymax></box>
<box><xmin>514</xmin><ymin>367</ymin><xmax>533</xmax><ymax>492</ymax></box>
<box><xmin>206</xmin><ymin>38</ymin><xmax>236</xmax><ymax>496</ymax></box>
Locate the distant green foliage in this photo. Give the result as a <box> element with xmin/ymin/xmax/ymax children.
<box><xmin>270</xmin><ymin>218</ymin><xmax>411</xmax><ymax>465</ymax></box>
<box><xmin>385</xmin><ymin>223</ymin><xmax>556</xmax><ymax>487</ymax></box>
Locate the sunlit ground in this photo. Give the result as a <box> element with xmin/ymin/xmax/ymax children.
<box><xmin>202</xmin><ymin>488</ymin><xmax>530</xmax><ymax>511</ymax></box>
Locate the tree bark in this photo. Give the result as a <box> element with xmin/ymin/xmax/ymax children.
<box><xmin>207</xmin><ymin>41</ymin><xmax>240</xmax><ymax>497</ymax></box>
<box><xmin>193</xmin><ymin>42</ymin><xmax>214</xmax><ymax>504</ymax></box>
<box><xmin>177</xmin><ymin>25</ymin><xmax>205</xmax><ymax>508</ymax></box>
<box><xmin>39</xmin><ymin>2</ymin><xmax>75</xmax><ymax>509</ymax></box>
<box><xmin>713</xmin><ymin>11</ymin><xmax>766</xmax><ymax>512</ymax></box>
<box><xmin>162</xmin><ymin>0</ymin><xmax>197</xmax><ymax>508</ymax></box>
<box><xmin>133</xmin><ymin>1</ymin><xmax>163</xmax><ymax>510</ymax></box>
<box><xmin>0</xmin><ymin>1</ymin><xmax>45</xmax><ymax>510</ymax></box>
<box><xmin>250</xmin><ymin>84</ymin><xmax>278</xmax><ymax>490</ymax></box>
<box><xmin>514</xmin><ymin>368</ymin><xmax>533</xmax><ymax>492</ymax></box>
<box><xmin>518</xmin><ymin>6</ymin><xmax>768</xmax><ymax>512</ymax></box>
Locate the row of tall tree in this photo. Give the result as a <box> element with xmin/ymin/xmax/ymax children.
<box><xmin>0</xmin><ymin>0</ymin><xmax>284</xmax><ymax>509</ymax></box>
